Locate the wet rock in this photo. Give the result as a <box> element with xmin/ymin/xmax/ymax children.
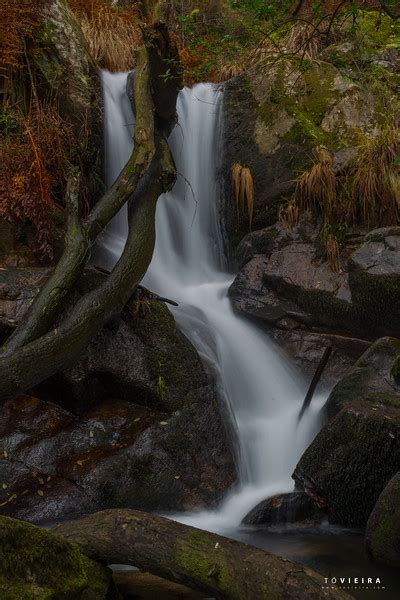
<box><xmin>230</xmin><ymin>222</ymin><xmax>356</xmax><ymax>333</ymax></box>
<box><xmin>268</xmin><ymin>328</ymin><xmax>369</xmax><ymax>388</ymax></box>
<box><xmin>230</xmin><ymin>225</ymin><xmax>400</xmax><ymax>339</ymax></box>
<box><xmin>0</xmin><ymin>273</ymin><xmax>236</xmax><ymax>520</ymax></box>
<box><xmin>349</xmin><ymin>227</ymin><xmax>400</xmax><ymax>335</ymax></box>
<box><xmin>293</xmin><ymin>337</ymin><xmax>400</xmax><ymax>527</ymax></box>
<box><xmin>366</xmin><ymin>472</ymin><xmax>400</xmax><ymax>568</ymax></box>
<box><xmin>242</xmin><ymin>492</ymin><xmax>323</xmax><ymax>526</ymax></box>
<box><xmin>0</xmin><ymin>515</ymin><xmax>115</xmax><ymax>598</ymax></box>
<box><xmin>0</xmin><ymin>268</ymin><xmax>51</xmax><ymax>334</ymax></box>
<box><xmin>0</xmin><ymin>391</ymin><xmax>235</xmax><ymax>522</ymax></box>
<box><xmin>59</xmin><ymin>299</ymin><xmax>210</xmax><ymax>414</ymax></box>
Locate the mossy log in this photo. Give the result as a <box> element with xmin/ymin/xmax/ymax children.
<box><xmin>55</xmin><ymin>509</ymin><xmax>352</xmax><ymax>600</ymax></box>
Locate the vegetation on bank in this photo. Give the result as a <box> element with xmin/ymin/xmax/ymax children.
<box><xmin>0</xmin><ymin>0</ymin><xmax>399</xmax><ymax>266</ymax></box>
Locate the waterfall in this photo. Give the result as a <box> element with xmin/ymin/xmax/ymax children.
<box><xmin>99</xmin><ymin>72</ymin><xmax>325</xmax><ymax>533</ymax></box>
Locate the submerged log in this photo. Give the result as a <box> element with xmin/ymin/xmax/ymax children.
<box><xmin>55</xmin><ymin>509</ymin><xmax>351</xmax><ymax>600</ymax></box>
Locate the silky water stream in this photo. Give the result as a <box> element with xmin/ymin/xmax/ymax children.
<box><xmin>98</xmin><ymin>71</ymin><xmax>399</xmax><ymax>599</ymax></box>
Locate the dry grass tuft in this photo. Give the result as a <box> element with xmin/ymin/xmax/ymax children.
<box><xmin>294</xmin><ymin>146</ymin><xmax>337</xmax><ymax>220</ymax></box>
<box><xmin>69</xmin><ymin>0</ymin><xmax>142</xmax><ymax>72</ymax></box>
<box><xmin>285</xmin><ymin>22</ymin><xmax>324</xmax><ymax>61</ymax></box>
<box><xmin>214</xmin><ymin>61</ymin><xmax>244</xmax><ymax>82</ymax></box>
<box><xmin>231</xmin><ymin>162</ymin><xmax>254</xmax><ymax>229</ymax></box>
<box><xmin>278</xmin><ymin>198</ymin><xmax>299</xmax><ymax>230</ymax></box>
<box><xmin>352</xmin><ymin>127</ymin><xmax>400</xmax><ymax>225</ymax></box>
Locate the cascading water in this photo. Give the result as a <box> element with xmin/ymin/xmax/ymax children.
<box><xmin>99</xmin><ymin>72</ymin><xmax>325</xmax><ymax>533</ymax></box>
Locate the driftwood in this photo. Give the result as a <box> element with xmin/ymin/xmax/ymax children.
<box><xmin>55</xmin><ymin>509</ymin><xmax>352</xmax><ymax>600</ymax></box>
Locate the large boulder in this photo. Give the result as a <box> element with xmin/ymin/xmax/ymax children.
<box><xmin>293</xmin><ymin>337</ymin><xmax>400</xmax><ymax>526</ymax></box>
<box><xmin>242</xmin><ymin>492</ymin><xmax>323</xmax><ymax>526</ymax></box>
<box><xmin>349</xmin><ymin>228</ymin><xmax>400</xmax><ymax>335</ymax></box>
<box><xmin>0</xmin><ymin>391</ymin><xmax>234</xmax><ymax>522</ymax></box>
<box><xmin>366</xmin><ymin>472</ymin><xmax>400</xmax><ymax>568</ymax></box>
<box><xmin>59</xmin><ymin>298</ymin><xmax>211</xmax><ymax>414</ymax></box>
<box><xmin>230</xmin><ymin>225</ymin><xmax>400</xmax><ymax>339</ymax></box>
<box><xmin>0</xmin><ymin>515</ymin><xmax>115</xmax><ymax>599</ymax></box>
<box><xmin>0</xmin><ymin>272</ymin><xmax>236</xmax><ymax>522</ymax></box>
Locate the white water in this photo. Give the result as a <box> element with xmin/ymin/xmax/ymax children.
<box><xmin>99</xmin><ymin>72</ymin><xmax>325</xmax><ymax>533</ymax></box>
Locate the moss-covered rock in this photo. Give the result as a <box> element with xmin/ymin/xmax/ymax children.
<box><xmin>366</xmin><ymin>472</ymin><xmax>400</xmax><ymax>568</ymax></box>
<box><xmin>293</xmin><ymin>337</ymin><xmax>400</xmax><ymax>527</ymax></box>
<box><xmin>0</xmin><ymin>515</ymin><xmax>114</xmax><ymax>599</ymax></box>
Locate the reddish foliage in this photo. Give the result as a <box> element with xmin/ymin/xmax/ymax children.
<box><xmin>0</xmin><ymin>0</ymin><xmax>49</xmax><ymax>73</ymax></box>
<box><xmin>0</xmin><ymin>106</ymin><xmax>76</xmax><ymax>260</ymax></box>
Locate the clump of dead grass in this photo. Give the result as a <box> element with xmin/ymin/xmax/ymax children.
<box><xmin>231</xmin><ymin>161</ymin><xmax>254</xmax><ymax>230</ymax></box>
<box><xmin>324</xmin><ymin>231</ymin><xmax>341</xmax><ymax>272</ymax></box>
<box><xmin>0</xmin><ymin>102</ymin><xmax>76</xmax><ymax>259</ymax></box>
<box><xmin>294</xmin><ymin>146</ymin><xmax>337</xmax><ymax>220</ymax></box>
<box><xmin>278</xmin><ymin>198</ymin><xmax>299</xmax><ymax>230</ymax></box>
<box><xmin>69</xmin><ymin>0</ymin><xmax>142</xmax><ymax>72</ymax></box>
<box><xmin>352</xmin><ymin>127</ymin><xmax>400</xmax><ymax>225</ymax></box>
<box><xmin>214</xmin><ymin>61</ymin><xmax>244</xmax><ymax>82</ymax></box>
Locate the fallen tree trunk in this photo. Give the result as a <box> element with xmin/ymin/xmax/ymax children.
<box><xmin>55</xmin><ymin>509</ymin><xmax>352</xmax><ymax>600</ymax></box>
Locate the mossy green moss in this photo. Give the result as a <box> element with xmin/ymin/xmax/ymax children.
<box><xmin>175</xmin><ymin>530</ymin><xmax>232</xmax><ymax>595</ymax></box>
<box><xmin>357</xmin><ymin>11</ymin><xmax>400</xmax><ymax>50</ymax></box>
<box><xmin>0</xmin><ymin>516</ymin><xmax>112</xmax><ymax>599</ymax></box>
<box><xmin>366</xmin><ymin>473</ymin><xmax>400</xmax><ymax>568</ymax></box>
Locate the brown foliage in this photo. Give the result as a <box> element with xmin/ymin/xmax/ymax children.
<box><xmin>294</xmin><ymin>146</ymin><xmax>337</xmax><ymax>221</ymax></box>
<box><xmin>352</xmin><ymin>127</ymin><xmax>400</xmax><ymax>225</ymax></box>
<box><xmin>0</xmin><ymin>0</ymin><xmax>49</xmax><ymax>74</ymax></box>
<box><xmin>278</xmin><ymin>198</ymin><xmax>299</xmax><ymax>230</ymax></box>
<box><xmin>0</xmin><ymin>104</ymin><xmax>76</xmax><ymax>259</ymax></box>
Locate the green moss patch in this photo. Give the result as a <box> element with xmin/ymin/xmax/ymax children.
<box><xmin>0</xmin><ymin>516</ymin><xmax>111</xmax><ymax>599</ymax></box>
